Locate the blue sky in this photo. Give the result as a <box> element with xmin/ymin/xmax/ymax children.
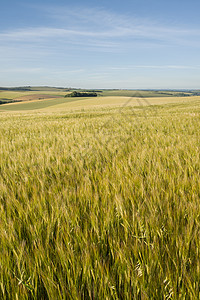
<box><xmin>1</xmin><ymin>0</ymin><xmax>200</xmax><ymax>89</ymax></box>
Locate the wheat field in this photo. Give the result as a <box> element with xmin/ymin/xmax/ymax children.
<box><xmin>0</xmin><ymin>98</ymin><xmax>200</xmax><ymax>299</ymax></box>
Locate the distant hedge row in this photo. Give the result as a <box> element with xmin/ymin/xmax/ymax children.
<box><xmin>65</xmin><ymin>91</ymin><xmax>97</xmax><ymax>98</ymax></box>
<box><xmin>0</xmin><ymin>87</ymin><xmax>31</xmax><ymax>91</ymax></box>
<box><xmin>0</xmin><ymin>99</ymin><xmax>22</xmax><ymax>105</ymax></box>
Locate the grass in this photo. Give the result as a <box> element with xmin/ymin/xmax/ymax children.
<box><xmin>0</xmin><ymin>98</ymin><xmax>200</xmax><ymax>299</ymax></box>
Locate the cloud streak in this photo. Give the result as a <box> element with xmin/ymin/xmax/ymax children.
<box><xmin>110</xmin><ymin>65</ymin><xmax>200</xmax><ymax>70</ymax></box>
<box><xmin>1</xmin><ymin>24</ymin><xmax>200</xmax><ymax>43</ymax></box>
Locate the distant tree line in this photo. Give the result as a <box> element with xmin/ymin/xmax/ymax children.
<box><xmin>82</xmin><ymin>90</ymin><xmax>102</xmax><ymax>93</ymax></box>
<box><xmin>0</xmin><ymin>100</ymin><xmax>7</xmax><ymax>105</ymax></box>
<box><xmin>0</xmin><ymin>87</ymin><xmax>31</xmax><ymax>91</ymax></box>
<box><xmin>191</xmin><ymin>92</ymin><xmax>200</xmax><ymax>96</ymax></box>
<box><xmin>0</xmin><ymin>99</ymin><xmax>22</xmax><ymax>105</ymax></box>
<box><xmin>65</xmin><ymin>91</ymin><xmax>98</xmax><ymax>98</ymax></box>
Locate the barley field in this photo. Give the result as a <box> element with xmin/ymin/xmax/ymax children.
<box><xmin>0</xmin><ymin>97</ymin><xmax>200</xmax><ymax>299</ymax></box>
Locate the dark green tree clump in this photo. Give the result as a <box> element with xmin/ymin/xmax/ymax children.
<box><xmin>65</xmin><ymin>91</ymin><xmax>97</xmax><ymax>98</ymax></box>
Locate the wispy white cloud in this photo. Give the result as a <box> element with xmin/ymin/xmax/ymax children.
<box><xmin>110</xmin><ymin>65</ymin><xmax>200</xmax><ymax>70</ymax></box>
<box><xmin>48</xmin><ymin>69</ymin><xmax>85</xmax><ymax>75</ymax></box>
<box><xmin>1</xmin><ymin>25</ymin><xmax>200</xmax><ymax>42</ymax></box>
<box><xmin>2</xmin><ymin>67</ymin><xmax>44</xmax><ymax>73</ymax></box>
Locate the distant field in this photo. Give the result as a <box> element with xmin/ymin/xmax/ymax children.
<box><xmin>0</xmin><ymin>90</ymin><xmax>65</xmax><ymax>98</ymax></box>
<box><xmin>47</xmin><ymin>95</ymin><xmax>200</xmax><ymax>112</ymax></box>
<box><xmin>0</xmin><ymin>88</ymin><xmax>195</xmax><ymax>106</ymax></box>
<box><xmin>14</xmin><ymin>94</ymin><xmax>61</xmax><ymax>101</ymax></box>
<box><xmin>100</xmin><ymin>89</ymin><xmax>193</xmax><ymax>97</ymax></box>
<box><xmin>0</xmin><ymin>94</ymin><xmax>199</xmax><ymax>112</ymax></box>
<box><xmin>0</xmin><ymin>97</ymin><xmax>79</xmax><ymax>111</ymax></box>
<box><xmin>0</xmin><ymin>97</ymin><xmax>199</xmax><ymax>299</ymax></box>
<box><xmin>0</xmin><ymin>90</ymin><xmax>69</xmax><ymax>105</ymax></box>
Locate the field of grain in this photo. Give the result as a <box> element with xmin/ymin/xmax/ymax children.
<box><xmin>0</xmin><ymin>97</ymin><xmax>200</xmax><ymax>299</ymax></box>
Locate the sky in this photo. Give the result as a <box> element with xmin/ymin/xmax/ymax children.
<box><xmin>1</xmin><ymin>0</ymin><xmax>200</xmax><ymax>89</ymax></box>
